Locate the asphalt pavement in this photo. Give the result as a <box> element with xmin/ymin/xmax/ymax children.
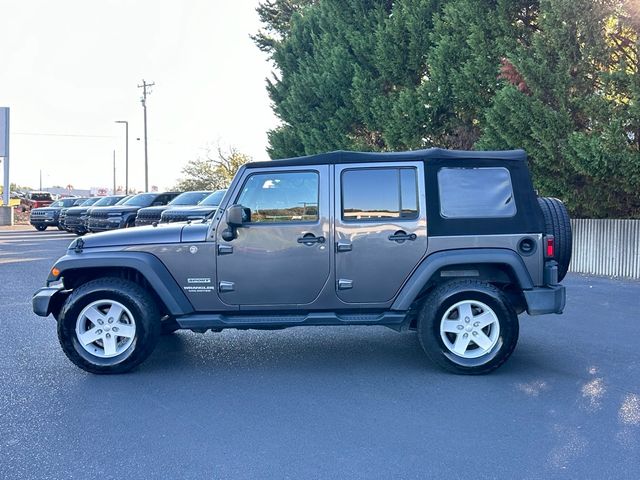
<box><xmin>1</xmin><ymin>228</ymin><xmax>639</xmax><ymax>480</ymax></box>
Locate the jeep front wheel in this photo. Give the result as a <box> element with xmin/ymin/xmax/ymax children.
<box><xmin>57</xmin><ymin>278</ymin><xmax>161</xmax><ymax>374</ymax></box>
<box><xmin>418</xmin><ymin>281</ymin><xmax>519</xmax><ymax>374</ymax></box>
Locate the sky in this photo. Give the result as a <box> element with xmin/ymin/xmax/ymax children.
<box><xmin>0</xmin><ymin>0</ymin><xmax>279</xmax><ymax>192</ymax></box>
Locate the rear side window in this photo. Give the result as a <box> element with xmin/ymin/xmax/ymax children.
<box><xmin>438</xmin><ymin>167</ymin><xmax>516</xmax><ymax>218</ymax></box>
<box><xmin>341</xmin><ymin>167</ymin><xmax>418</xmax><ymax>222</ymax></box>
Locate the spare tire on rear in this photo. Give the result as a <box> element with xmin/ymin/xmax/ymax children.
<box><xmin>537</xmin><ymin>197</ymin><xmax>572</xmax><ymax>281</ymax></box>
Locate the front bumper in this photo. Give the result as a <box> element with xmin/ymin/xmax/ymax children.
<box><xmin>523</xmin><ymin>285</ymin><xmax>566</xmax><ymax>315</ymax></box>
<box><xmin>32</xmin><ymin>286</ymin><xmax>68</xmax><ymax>317</ymax></box>
<box><xmin>65</xmin><ymin>216</ymin><xmax>87</xmax><ymax>233</ymax></box>
<box><xmin>135</xmin><ymin>217</ymin><xmax>160</xmax><ymax>226</ymax></box>
<box><xmin>30</xmin><ymin>218</ymin><xmax>58</xmax><ymax>227</ymax></box>
<box><xmin>88</xmin><ymin>217</ymin><xmax>125</xmax><ymax>232</ymax></box>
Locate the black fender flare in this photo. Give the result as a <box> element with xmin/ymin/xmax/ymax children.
<box><xmin>391</xmin><ymin>248</ymin><xmax>534</xmax><ymax>311</ymax></box>
<box><xmin>48</xmin><ymin>251</ymin><xmax>194</xmax><ymax>315</ymax></box>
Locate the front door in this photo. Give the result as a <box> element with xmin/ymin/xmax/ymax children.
<box><xmin>216</xmin><ymin>166</ymin><xmax>330</xmax><ymax>306</ymax></box>
<box><xmin>334</xmin><ymin>162</ymin><xmax>428</xmax><ymax>303</ymax></box>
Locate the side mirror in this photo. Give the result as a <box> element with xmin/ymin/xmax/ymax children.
<box><xmin>226</xmin><ymin>204</ymin><xmax>245</xmax><ymax>227</ymax></box>
<box><xmin>222</xmin><ymin>204</ymin><xmax>249</xmax><ymax>241</ymax></box>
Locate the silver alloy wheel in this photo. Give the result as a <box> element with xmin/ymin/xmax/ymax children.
<box><xmin>75</xmin><ymin>300</ymin><xmax>136</xmax><ymax>359</ymax></box>
<box><xmin>439</xmin><ymin>300</ymin><xmax>500</xmax><ymax>359</ymax></box>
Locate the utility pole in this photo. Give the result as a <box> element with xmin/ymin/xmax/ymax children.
<box><xmin>1</xmin><ymin>108</ymin><xmax>9</xmax><ymax>207</ymax></box>
<box><xmin>113</xmin><ymin>150</ymin><xmax>116</xmax><ymax>195</ymax></box>
<box><xmin>39</xmin><ymin>169</ymin><xmax>42</xmax><ymax>191</ymax></box>
<box><xmin>138</xmin><ymin>79</ymin><xmax>154</xmax><ymax>192</ymax></box>
<box><xmin>115</xmin><ymin>120</ymin><xmax>129</xmax><ymax>194</ymax></box>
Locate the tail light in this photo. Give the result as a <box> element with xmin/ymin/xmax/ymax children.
<box><xmin>545</xmin><ymin>235</ymin><xmax>555</xmax><ymax>258</ymax></box>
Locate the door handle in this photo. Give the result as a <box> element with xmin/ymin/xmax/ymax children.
<box><xmin>336</xmin><ymin>241</ymin><xmax>352</xmax><ymax>252</ymax></box>
<box><xmin>297</xmin><ymin>234</ymin><xmax>325</xmax><ymax>245</ymax></box>
<box><xmin>217</xmin><ymin>244</ymin><xmax>233</xmax><ymax>255</ymax></box>
<box><xmin>388</xmin><ymin>231</ymin><xmax>417</xmax><ymax>242</ymax></box>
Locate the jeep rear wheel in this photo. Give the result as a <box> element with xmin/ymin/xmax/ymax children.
<box><xmin>57</xmin><ymin>278</ymin><xmax>161</xmax><ymax>374</ymax></box>
<box><xmin>418</xmin><ymin>280</ymin><xmax>519</xmax><ymax>374</ymax></box>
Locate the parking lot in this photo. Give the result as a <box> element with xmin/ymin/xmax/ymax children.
<box><xmin>0</xmin><ymin>228</ymin><xmax>639</xmax><ymax>479</ymax></box>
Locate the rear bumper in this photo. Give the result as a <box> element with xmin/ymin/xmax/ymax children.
<box><xmin>32</xmin><ymin>286</ymin><xmax>67</xmax><ymax>317</ymax></box>
<box><xmin>523</xmin><ymin>285</ymin><xmax>566</xmax><ymax>315</ymax></box>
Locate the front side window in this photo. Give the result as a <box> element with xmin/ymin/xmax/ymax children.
<box><xmin>341</xmin><ymin>167</ymin><xmax>418</xmax><ymax>221</ymax></box>
<box><xmin>237</xmin><ymin>171</ymin><xmax>319</xmax><ymax>223</ymax></box>
<box><xmin>438</xmin><ymin>167</ymin><xmax>516</xmax><ymax>218</ymax></box>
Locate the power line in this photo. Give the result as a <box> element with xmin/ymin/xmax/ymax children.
<box><xmin>13</xmin><ymin>132</ymin><xmax>116</xmax><ymax>138</ymax></box>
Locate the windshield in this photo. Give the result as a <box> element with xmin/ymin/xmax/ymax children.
<box><xmin>80</xmin><ymin>197</ymin><xmax>101</xmax><ymax>207</ymax></box>
<box><xmin>30</xmin><ymin>193</ymin><xmax>52</xmax><ymax>201</ymax></box>
<box><xmin>50</xmin><ymin>198</ymin><xmax>77</xmax><ymax>208</ymax></box>
<box><xmin>169</xmin><ymin>191</ymin><xmax>212</xmax><ymax>206</ymax></box>
<box><xmin>93</xmin><ymin>196</ymin><xmax>125</xmax><ymax>207</ymax></box>
<box><xmin>199</xmin><ymin>190</ymin><xmax>227</xmax><ymax>206</ymax></box>
<box><xmin>122</xmin><ymin>193</ymin><xmax>157</xmax><ymax>207</ymax></box>
<box><xmin>115</xmin><ymin>196</ymin><xmax>132</xmax><ymax>205</ymax></box>
<box><xmin>72</xmin><ymin>198</ymin><xmax>88</xmax><ymax>206</ymax></box>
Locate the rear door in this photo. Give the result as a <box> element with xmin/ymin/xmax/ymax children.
<box><xmin>334</xmin><ymin>162</ymin><xmax>428</xmax><ymax>303</ymax></box>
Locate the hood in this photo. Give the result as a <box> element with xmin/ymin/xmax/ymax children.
<box><xmin>99</xmin><ymin>205</ymin><xmax>141</xmax><ymax>215</ymax></box>
<box><xmin>72</xmin><ymin>222</ymin><xmax>210</xmax><ymax>249</ymax></box>
<box><xmin>137</xmin><ymin>205</ymin><xmax>170</xmax><ymax>214</ymax></box>
<box><xmin>163</xmin><ymin>205</ymin><xmax>217</xmax><ymax>216</ymax></box>
<box><xmin>32</xmin><ymin>206</ymin><xmax>62</xmax><ymax>213</ymax></box>
<box><xmin>66</xmin><ymin>206</ymin><xmax>90</xmax><ymax>214</ymax></box>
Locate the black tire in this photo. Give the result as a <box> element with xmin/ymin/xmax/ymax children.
<box><xmin>57</xmin><ymin>277</ymin><xmax>161</xmax><ymax>374</ymax></box>
<box><xmin>417</xmin><ymin>280</ymin><xmax>519</xmax><ymax>375</ymax></box>
<box><xmin>57</xmin><ymin>226</ymin><xmax>65</xmax><ymax>231</ymax></box>
<box><xmin>35</xmin><ymin>225</ymin><xmax>47</xmax><ymax>231</ymax></box>
<box><xmin>537</xmin><ymin>197</ymin><xmax>572</xmax><ymax>281</ymax></box>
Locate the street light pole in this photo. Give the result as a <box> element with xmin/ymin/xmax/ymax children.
<box><xmin>115</xmin><ymin>120</ymin><xmax>129</xmax><ymax>194</ymax></box>
<box><xmin>113</xmin><ymin>150</ymin><xmax>116</xmax><ymax>195</ymax></box>
<box><xmin>137</xmin><ymin>80</ymin><xmax>154</xmax><ymax>192</ymax></box>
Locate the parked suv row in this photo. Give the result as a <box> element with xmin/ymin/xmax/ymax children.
<box><xmin>160</xmin><ymin>189</ymin><xmax>226</xmax><ymax>223</ymax></box>
<box><xmin>87</xmin><ymin>192</ymin><xmax>180</xmax><ymax>232</ymax></box>
<box><xmin>64</xmin><ymin>195</ymin><xmax>129</xmax><ymax>235</ymax></box>
<box><xmin>135</xmin><ymin>191</ymin><xmax>212</xmax><ymax>226</ymax></box>
<box><xmin>30</xmin><ymin>197</ymin><xmax>89</xmax><ymax>231</ymax></box>
<box><xmin>30</xmin><ymin>189</ymin><xmax>228</xmax><ymax>235</ymax></box>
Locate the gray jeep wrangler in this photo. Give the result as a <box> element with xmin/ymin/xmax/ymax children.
<box><xmin>33</xmin><ymin>148</ymin><xmax>571</xmax><ymax>375</ymax></box>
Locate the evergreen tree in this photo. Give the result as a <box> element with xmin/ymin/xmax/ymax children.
<box><xmin>478</xmin><ymin>0</ymin><xmax>640</xmax><ymax>217</ymax></box>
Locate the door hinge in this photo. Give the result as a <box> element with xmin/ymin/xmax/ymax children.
<box><xmin>338</xmin><ymin>279</ymin><xmax>353</xmax><ymax>290</ymax></box>
<box><xmin>218</xmin><ymin>281</ymin><xmax>235</xmax><ymax>293</ymax></box>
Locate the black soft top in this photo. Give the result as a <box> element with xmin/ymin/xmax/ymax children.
<box><xmin>247</xmin><ymin>148</ymin><xmax>527</xmax><ymax>168</ymax></box>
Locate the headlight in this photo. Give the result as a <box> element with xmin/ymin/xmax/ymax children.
<box><xmin>107</xmin><ymin>212</ymin><xmax>122</xmax><ymax>217</ymax></box>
